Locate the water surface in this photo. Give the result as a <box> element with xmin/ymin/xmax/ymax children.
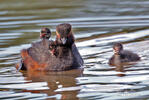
<box><xmin>0</xmin><ymin>0</ymin><xmax>149</xmax><ymax>100</ymax></box>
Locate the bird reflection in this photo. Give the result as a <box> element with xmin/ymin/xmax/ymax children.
<box><xmin>20</xmin><ymin>69</ymin><xmax>83</xmax><ymax>100</ymax></box>
<box><xmin>112</xmin><ymin>60</ymin><xmax>137</xmax><ymax>77</ymax></box>
<box><xmin>114</xmin><ymin>64</ymin><xmax>125</xmax><ymax>77</ymax></box>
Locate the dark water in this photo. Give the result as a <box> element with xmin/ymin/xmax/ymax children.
<box><xmin>1</xmin><ymin>0</ymin><xmax>149</xmax><ymax>99</ymax></box>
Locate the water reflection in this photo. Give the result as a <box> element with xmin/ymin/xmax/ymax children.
<box><xmin>21</xmin><ymin>69</ymin><xmax>83</xmax><ymax>100</ymax></box>
<box><xmin>113</xmin><ymin>63</ymin><xmax>138</xmax><ymax>77</ymax></box>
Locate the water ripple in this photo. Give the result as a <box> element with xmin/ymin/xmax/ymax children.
<box><xmin>0</xmin><ymin>0</ymin><xmax>149</xmax><ymax>99</ymax></box>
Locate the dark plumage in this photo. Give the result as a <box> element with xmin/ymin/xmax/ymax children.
<box><xmin>55</xmin><ymin>23</ymin><xmax>75</xmax><ymax>47</ymax></box>
<box><xmin>109</xmin><ymin>43</ymin><xmax>140</xmax><ymax>66</ymax></box>
<box><xmin>40</xmin><ymin>27</ymin><xmax>51</xmax><ymax>39</ymax></box>
<box><xmin>16</xmin><ymin>24</ymin><xmax>83</xmax><ymax>71</ymax></box>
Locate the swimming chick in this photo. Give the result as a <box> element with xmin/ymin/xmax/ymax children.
<box><xmin>109</xmin><ymin>42</ymin><xmax>140</xmax><ymax>66</ymax></box>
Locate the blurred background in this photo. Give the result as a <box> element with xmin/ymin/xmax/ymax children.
<box><xmin>0</xmin><ymin>0</ymin><xmax>149</xmax><ymax>99</ymax></box>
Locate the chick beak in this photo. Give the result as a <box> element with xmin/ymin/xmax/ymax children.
<box><xmin>61</xmin><ymin>38</ymin><xmax>67</xmax><ymax>45</ymax></box>
<box><xmin>114</xmin><ymin>49</ymin><xmax>121</xmax><ymax>55</ymax></box>
<box><xmin>114</xmin><ymin>50</ymin><xmax>118</xmax><ymax>54</ymax></box>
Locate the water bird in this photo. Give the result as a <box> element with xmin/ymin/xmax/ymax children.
<box><xmin>109</xmin><ymin>42</ymin><xmax>140</xmax><ymax>66</ymax></box>
<box><xmin>16</xmin><ymin>23</ymin><xmax>83</xmax><ymax>71</ymax></box>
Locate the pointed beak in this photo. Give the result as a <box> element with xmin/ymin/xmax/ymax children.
<box><xmin>114</xmin><ymin>49</ymin><xmax>121</xmax><ymax>55</ymax></box>
<box><xmin>61</xmin><ymin>38</ymin><xmax>67</xmax><ymax>45</ymax></box>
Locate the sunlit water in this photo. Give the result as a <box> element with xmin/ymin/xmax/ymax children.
<box><xmin>0</xmin><ymin>0</ymin><xmax>149</xmax><ymax>100</ymax></box>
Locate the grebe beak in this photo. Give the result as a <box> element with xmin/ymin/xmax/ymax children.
<box><xmin>61</xmin><ymin>38</ymin><xmax>67</xmax><ymax>44</ymax></box>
